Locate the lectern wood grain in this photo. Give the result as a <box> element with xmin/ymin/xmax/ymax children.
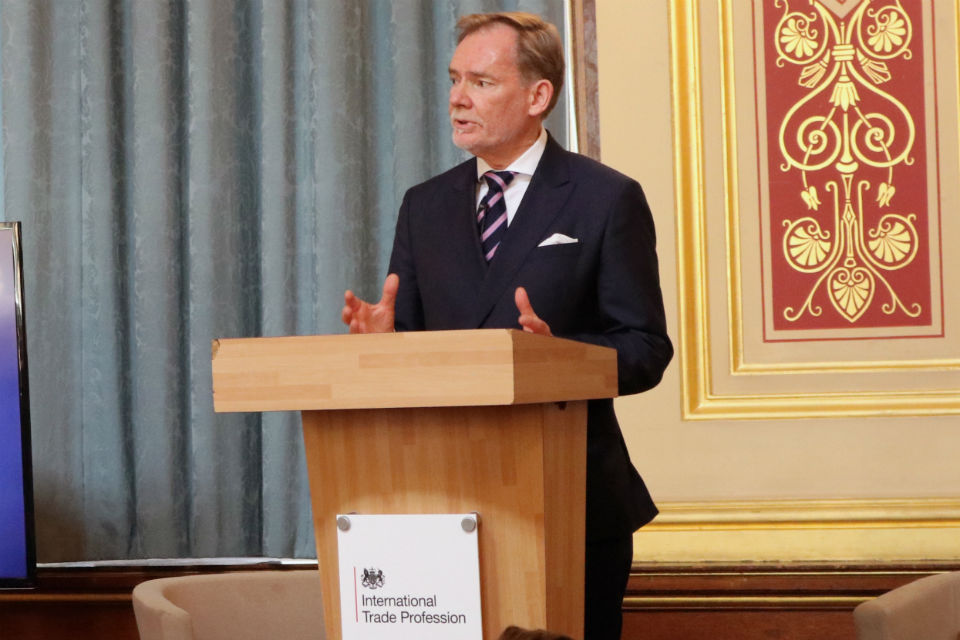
<box><xmin>212</xmin><ymin>329</ymin><xmax>617</xmax><ymax>412</ymax></box>
<box><xmin>303</xmin><ymin>403</ymin><xmax>586</xmax><ymax>640</ymax></box>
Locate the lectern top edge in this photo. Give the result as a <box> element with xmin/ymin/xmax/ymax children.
<box><xmin>211</xmin><ymin>328</ymin><xmax>618</xmax><ymax>413</ymax></box>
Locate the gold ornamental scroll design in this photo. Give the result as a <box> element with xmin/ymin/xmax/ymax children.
<box><xmin>773</xmin><ymin>0</ymin><xmax>921</xmax><ymax>324</ymax></box>
<box><xmin>669</xmin><ymin>0</ymin><xmax>960</xmax><ymax>419</ymax></box>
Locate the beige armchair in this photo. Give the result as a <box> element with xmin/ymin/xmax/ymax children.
<box><xmin>854</xmin><ymin>571</ymin><xmax>960</xmax><ymax>640</ymax></box>
<box><xmin>132</xmin><ymin>570</ymin><xmax>325</xmax><ymax>640</ymax></box>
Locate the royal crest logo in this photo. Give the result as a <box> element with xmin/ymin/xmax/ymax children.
<box><xmin>361</xmin><ymin>568</ymin><xmax>385</xmax><ymax>589</ymax></box>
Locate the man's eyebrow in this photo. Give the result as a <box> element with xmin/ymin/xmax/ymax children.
<box><xmin>449</xmin><ymin>68</ymin><xmax>495</xmax><ymax>80</ymax></box>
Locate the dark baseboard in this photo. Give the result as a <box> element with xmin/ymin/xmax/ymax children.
<box><xmin>623</xmin><ymin>561</ymin><xmax>960</xmax><ymax>640</ymax></box>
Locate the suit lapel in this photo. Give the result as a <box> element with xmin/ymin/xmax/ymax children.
<box><xmin>441</xmin><ymin>158</ymin><xmax>489</xmax><ymax>296</ymax></box>
<box><xmin>472</xmin><ymin>136</ymin><xmax>574</xmax><ymax>326</ymax></box>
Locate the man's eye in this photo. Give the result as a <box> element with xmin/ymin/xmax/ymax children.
<box><xmin>477</xmin><ymin>80</ymin><xmax>490</xmax><ymax>88</ymax></box>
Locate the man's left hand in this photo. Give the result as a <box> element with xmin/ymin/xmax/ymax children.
<box><xmin>515</xmin><ymin>287</ymin><xmax>552</xmax><ymax>336</ymax></box>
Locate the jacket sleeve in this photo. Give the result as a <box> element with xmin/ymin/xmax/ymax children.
<box><xmin>566</xmin><ymin>179</ymin><xmax>673</xmax><ymax>396</ymax></box>
<box><xmin>387</xmin><ymin>190</ymin><xmax>426</xmax><ymax>332</ymax></box>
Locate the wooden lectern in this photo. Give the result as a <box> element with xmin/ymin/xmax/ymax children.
<box><xmin>212</xmin><ymin>329</ymin><xmax>617</xmax><ymax>640</ymax></box>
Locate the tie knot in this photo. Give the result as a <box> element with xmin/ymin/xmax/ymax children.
<box><xmin>482</xmin><ymin>170</ymin><xmax>515</xmax><ymax>193</ymax></box>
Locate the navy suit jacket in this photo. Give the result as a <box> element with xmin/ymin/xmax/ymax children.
<box><xmin>388</xmin><ymin>135</ymin><xmax>673</xmax><ymax>539</ymax></box>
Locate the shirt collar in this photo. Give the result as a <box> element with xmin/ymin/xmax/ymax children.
<box><xmin>476</xmin><ymin>127</ymin><xmax>548</xmax><ymax>181</ymax></box>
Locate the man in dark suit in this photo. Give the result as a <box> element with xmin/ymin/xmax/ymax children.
<box><xmin>342</xmin><ymin>12</ymin><xmax>672</xmax><ymax>640</ymax></box>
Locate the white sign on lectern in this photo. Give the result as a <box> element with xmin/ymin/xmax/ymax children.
<box><xmin>336</xmin><ymin>513</ymin><xmax>483</xmax><ymax>640</ymax></box>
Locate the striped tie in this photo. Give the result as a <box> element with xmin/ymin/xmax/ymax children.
<box><xmin>477</xmin><ymin>170</ymin><xmax>515</xmax><ymax>262</ymax></box>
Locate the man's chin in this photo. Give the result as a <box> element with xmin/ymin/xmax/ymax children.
<box><xmin>451</xmin><ymin>132</ymin><xmax>479</xmax><ymax>155</ymax></box>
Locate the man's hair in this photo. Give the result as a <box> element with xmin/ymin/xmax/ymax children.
<box><xmin>456</xmin><ymin>12</ymin><xmax>565</xmax><ymax>117</ymax></box>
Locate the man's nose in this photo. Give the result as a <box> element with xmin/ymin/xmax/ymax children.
<box><xmin>449</xmin><ymin>82</ymin><xmax>469</xmax><ymax>108</ymax></box>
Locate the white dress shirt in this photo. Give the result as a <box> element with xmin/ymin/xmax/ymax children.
<box><xmin>475</xmin><ymin>127</ymin><xmax>548</xmax><ymax>226</ymax></box>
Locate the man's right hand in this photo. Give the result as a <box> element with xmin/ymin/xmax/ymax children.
<box><xmin>341</xmin><ymin>273</ymin><xmax>399</xmax><ymax>334</ymax></box>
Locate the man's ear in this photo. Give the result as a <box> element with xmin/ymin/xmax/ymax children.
<box><xmin>527</xmin><ymin>79</ymin><xmax>554</xmax><ymax>117</ymax></box>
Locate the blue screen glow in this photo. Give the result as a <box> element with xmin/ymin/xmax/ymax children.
<box><xmin>0</xmin><ymin>227</ymin><xmax>28</xmax><ymax>581</ymax></box>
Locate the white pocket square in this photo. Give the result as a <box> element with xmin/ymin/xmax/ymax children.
<box><xmin>537</xmin><ymin>233</ymin><xmax>579</xmax><ymax>247</ymax></box>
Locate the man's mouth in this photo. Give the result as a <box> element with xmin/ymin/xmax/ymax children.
<box><xmin>452</xmin><ymin>118</ymin><xmax>478</xmax><ymax>131</ymax></box>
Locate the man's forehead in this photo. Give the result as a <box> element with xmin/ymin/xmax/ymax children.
<box><xmin>450</xmin><ymin>23</ymin><xmax>519</xmax><ymax>69</ymax></box>
<box><xmin>460</xmin><ymin>21</ymin><xmax>519</xmax><ymax>46</ymax></box>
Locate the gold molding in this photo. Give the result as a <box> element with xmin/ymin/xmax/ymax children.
<box><xmin>648</xmin><ymin>498</ymin><xmax>960</xmax><ymax>530</ymax></box>
<box><xmin>670</xmin><ymin>0</ymin><xmax>711</xmax><ymax>420</ymax></box>
<box><xmin>679</xmin><ymin>386</ymin><xmax>960</xmax><ymax>421</ymax></box>
<box><xmin>671</xmin><ymin>0</ymin><xmax>960</xmax><ymax>419</ymax></box>
<box><xmin>721</xmin><ymin>0</ymin><xmax>746</xmax><ymax>378</ymax></box>
<box><xmin>636</xmin><ymin>498</ymin><xmax>960</xmax><ymax>563</ymax></box>
<box><xmin>623</xmin><ymin>595</ymin><xmax>868</xmax><ymax>609</ymax></box>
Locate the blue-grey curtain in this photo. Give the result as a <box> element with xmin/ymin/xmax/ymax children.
<box><xmin>0</xmin><ymin>0</ymin><xmax>566</xmax><ymax>561</ymax></box>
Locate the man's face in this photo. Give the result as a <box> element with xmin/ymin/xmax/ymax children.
<box><xmin>448</xmin><ymin>24</ymin><xmax>543</xmax><ymax>168</ymax></box>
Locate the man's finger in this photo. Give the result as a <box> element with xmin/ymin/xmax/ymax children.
<box><xmin>380</xmin><ymin>273</ymin><xmax>400</xmax><ymax>306</ymax></box>
<box><xmin>518</xmin><ymin>313</ymin><xmax>542</xmax><ymax>331</ymax></box>
<box><xmin>520</xmin><ymin>315</ymin><xmax>552</xmax><ymax>336</ymax></box>
<box><xmin>514</xmin><ymin>286</ymin><xmax>534</xmax><ymax>315</ymax></box>
<box><xmin>344</xmin><ymin>289</ymin><xmax>362</xmax><ymax>310</ymax></box>
<box><xmin>515</xmin><ymin>287</ymin><xmax>553</xmax><ymax>336</ymax></box>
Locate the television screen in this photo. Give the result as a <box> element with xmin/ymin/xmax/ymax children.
<box><xmin>0</xmin><ymin>222</ymin><xmax>35</xmax><ymax>588</ymax></box>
